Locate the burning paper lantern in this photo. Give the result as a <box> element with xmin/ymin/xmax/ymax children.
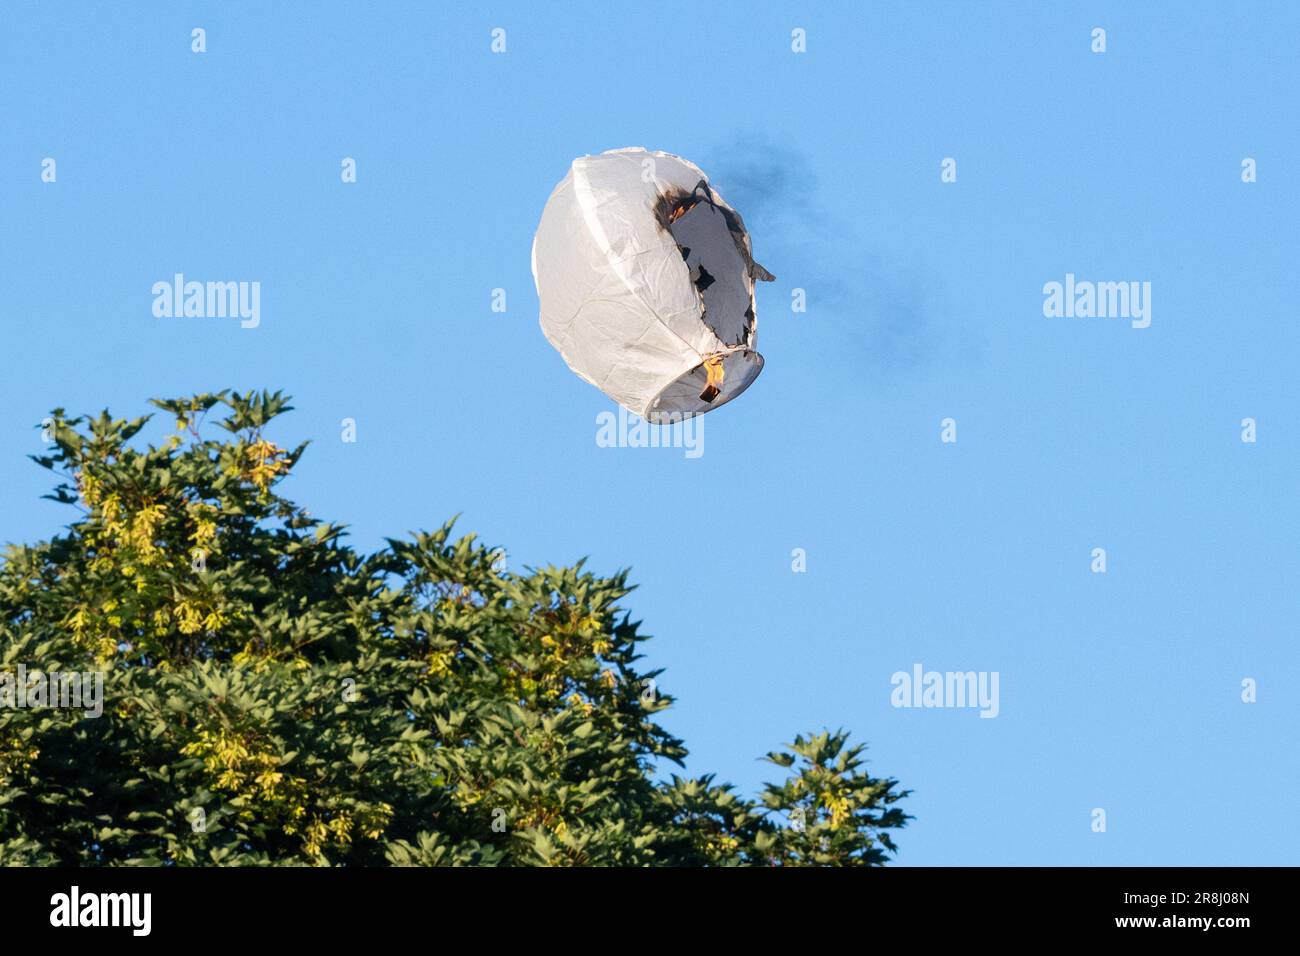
<box><xmin>532</xmin><ymin>147</ymin><xmax>774</xmax><ymax>422</ymax></box>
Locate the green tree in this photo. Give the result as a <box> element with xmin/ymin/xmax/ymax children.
<box><xmin>0</xmin><ymin>391</ymin><xmax>910</xmax><ymax>866</ymax></box>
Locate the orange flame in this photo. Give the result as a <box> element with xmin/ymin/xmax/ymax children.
<box><xmin>668</xmin><ymin>200</ymin><xmax>697</xmax><ymax>224</ymax></box>
<box><xmin>699</xmin><ymin>355</ymin><xmax>725</xmax><ymax>403</ymax></box>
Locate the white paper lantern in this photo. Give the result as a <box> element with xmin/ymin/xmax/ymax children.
<box><xmin>532</xmin><ymin>147</ymin><xmax>774</xmax><ymax>422</ymax></box>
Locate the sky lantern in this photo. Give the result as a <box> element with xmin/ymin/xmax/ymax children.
<box><xmin>532</xmin><ymin>148</ymin><xmax>774</xmax><ymax>422</ymax></box>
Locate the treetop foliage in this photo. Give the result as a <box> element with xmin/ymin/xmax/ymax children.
<box><xmin>1</xmin><ymin>390</ymin><xmax>909</xmax><ymax>865</ymax></box>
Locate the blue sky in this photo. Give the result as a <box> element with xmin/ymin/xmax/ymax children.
<box><xmin>2</xmin><ymin>1</ymin><xmax>1297</xmax><ymax>865</ymax></box>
